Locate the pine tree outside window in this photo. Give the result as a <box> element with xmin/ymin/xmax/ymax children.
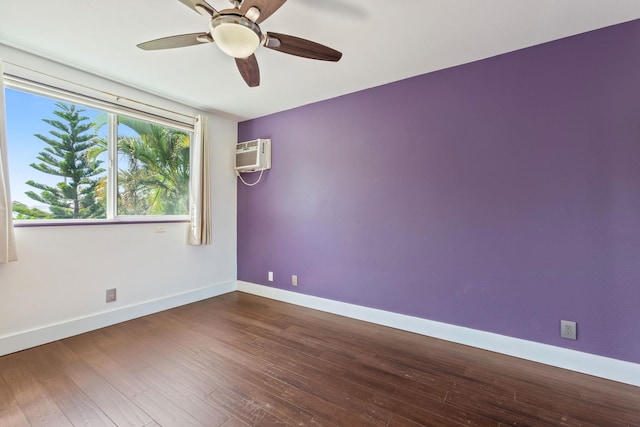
<box><xmin>4</xmin><ymin>87</ymin><xmax>192</xmax><ymax>224</ymax></box>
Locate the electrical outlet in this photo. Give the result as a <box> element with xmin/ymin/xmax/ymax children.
<box><xmin>561</xmin><ymin>320</ymin><xmax>577</xmax><ymax>340</ymax></box>
<box><xmin>292</xmin><ymin>275</ymin><xmax>298</xmax><ymax>287</ymax></box>
<box><xmin>106</xmin><ymin>288</ymin><xmax>117</xmax><ymax>303</ymax></box>
<box><xmin>268</xmin><ymin>271</ymin><xmax>273</xmax><ymax>282</ymax></box>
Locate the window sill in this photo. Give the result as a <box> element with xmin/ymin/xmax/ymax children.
<box><xmin>13</xmin><ymin>217</ymin><xmax>189</xmax><ymax>228</ymax></box>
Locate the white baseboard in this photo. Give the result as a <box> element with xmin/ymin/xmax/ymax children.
<box><xmin>4</xmin><ymin>279</ymin><xmax>637</xmax><ymax>388</ymax></box>
<box><xmin>237</xmin><ymin>281</ymin><xmax>640</xmax><ymax>387</ymax></box>
<box><xmin>0</xmin><ymin>281</ymin><xmax>236</xmax><ymax>357</ymax></box>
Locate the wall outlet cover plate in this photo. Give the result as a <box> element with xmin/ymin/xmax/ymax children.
<box><xmin>106</xmin><ymin>288</ymin><xmax>117</xmax><ymax>303</ymax></box>
<box><xmin>561</xmin><ymin>320</ymin><xmax>577</xmax><ymax>340</ymax></box>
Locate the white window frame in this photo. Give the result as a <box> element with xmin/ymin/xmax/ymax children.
<box><xmin>4</xmin><ymin>75</ymin><xmax>195</xmax><ymax>226</ymax></box>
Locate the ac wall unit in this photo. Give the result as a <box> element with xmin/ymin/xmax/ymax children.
<box><xmin>235</xmin><ymin>138</ymin><xmax>271</xmax><ymax>172</ymax></box>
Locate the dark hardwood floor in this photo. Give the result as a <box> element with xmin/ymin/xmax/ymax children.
<box><xmin>0</xmin><ymin>292</ymin><xmax>638</xmax><ymax>426</ymax></box>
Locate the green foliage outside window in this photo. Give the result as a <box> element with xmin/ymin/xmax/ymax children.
<box><xmin>12</xmin><ymin>103</ymin><xmax>105</xmax><ymax>219</ymax></box>
<box><xmin>115</xmin><ymin>116</ymin><xmax>190</xmax><ymax>216</ymax></box>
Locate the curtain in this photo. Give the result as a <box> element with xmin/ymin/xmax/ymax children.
<box><xmin>188</xmin><ymin>114</ymin><xmax>211</xmax><ymax>245</ymax></box>
<box><xmin>0</xmin><ymin>61</ymin><xmax>18</xmax><ymax>263</ymax></box>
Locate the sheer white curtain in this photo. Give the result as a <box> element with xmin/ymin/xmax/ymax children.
<box><xmin>188</xmin><ymin>114</ymin><xmax>211</xmax><ymax>245</ymax></box>
<box><xmin>0</xmin><ymin>61</ymin><xmax>18</xmax><ymax>263</ymax></box>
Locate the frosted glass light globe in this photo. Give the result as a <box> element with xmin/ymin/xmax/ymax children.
<box><xmin>211</xmin><ymin>15</ymin><xmax>261</xmax><ymax>59</ymax></box>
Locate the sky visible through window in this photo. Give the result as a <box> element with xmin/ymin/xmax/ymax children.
<box><xmin>4</xmin><ymin>88</ymin><xmax>106</xmax><ymax>207</ymax></box>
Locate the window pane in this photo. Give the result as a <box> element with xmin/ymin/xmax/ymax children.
<box><xmin>5</xmin><ymin>88</ymin><xmax>107</xmax><ymax>220</ymax></box>
<box><xmin>116</xmin><ymin>116</ymin><xmax>190</xmax><ymax>216</ymax></box>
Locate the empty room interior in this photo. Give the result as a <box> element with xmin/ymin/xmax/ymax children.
<box><xmin>1</xmin><ymin>0</ymin><xmax>640</xmax><ymax>425</ymax></box>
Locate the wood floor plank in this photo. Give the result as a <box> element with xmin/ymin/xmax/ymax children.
<box><xmin>42</xmin><ymin>374</ymin><xmax>117</xmax><ymax>427</ymax></box>
<box><xmin>220</xmin><ymin>417</ymin><xmax>251</xmax><ymax>427</ymax></box>
<box><xmin>61</xmin><ymin>331</ymin><xmax>105</xmax><ymax>356</ymax></box>
<box><xmin>131</xmin><ymin>388</ymin><xmax>207</xmax><ymax>427</ymax></box>
<box><xmin>579</xmin><ymin>386</ymin><xmax>640</xmax><ymax>413</ymax></box>
<box><xmin>178</xmin><ymin>344</ymin><xmax>322</xmax><ymax>425</ymax></box>
<box><xmin>263</xmin><ymin>362</ymin><xmax>393</xmax><ymax>425</ymax></box>
<box><xmin>387</xmin><ymin>414</ymin><xmax>433</xmax><ymax>427</ymax></box>
<box><xmin>515</xmin><ymin>389</ymin><xmax>637</xmax><ymax>426</ymax></box>
<box><xmin>145</xmin><ymin>356</ymin><xmax>222</xmax><ymax>398</ymax></box>
<box><xmin>210</xmin><ymin>377</ymin><xmax>315</xmax><ymax>426</ymax></box>
<box><xmin>64</xmin><ymin>359</ymin><xmax>152</xmax><ymax>427</ymax></box>
<box><xmin>242</xmin><ymin>324</ymin><xmax>329</xmax><ymax>359</ymax></box>
<box><xmin>135</xmin><ymin>366</ymin><xmax>229</xmax><ymax>426</ymax></box>
<box><xmin>0</xmin><ymin>292</ymin><xmax>638</xmax><ymax>427</ymax></box>
<box><xmin>446</xmin><ymin>385</ymin><xmax>598</xmax><ymax>427</ymax></box>
<box><xmin>0</xmin><ymin>405</ymin><xmax>31</xmax><ymax>427</ymax></box>
<box><xmin>207</xmin><ymin>386</ymin><xmax>289</xmax><ymax>426</ymax></box>
<box><xmin>2</xmin><ymin>365</ymin><xmax>73</xmax><ymax>427</ymax></box>
<box><xmin>19</xmin><ymin>342</ymin><xmax>77</xmax><ymax>383</ymax></box>
<box><xmin>464</xmin><ymin>365</ymin><xmax>584</xmax><ymax>402</ymax></box>
<box><xmin>72</xmin><ymin>348</ymin><xmax>149</xmax><ymax>398</ymax></box>
<box><xmin>197</xmin><ymin>343</ymin><xmax>378</xmax><ymax>426</ymax></box>
<box><xmin>0</xmin><ymin>374</ymin><xmax>18</xmax><ymax>412</ymax></box>
<box><xmin>372</xmin><ymin>391</ymin><xmax>498</xmax><ymax>427</ymax></box>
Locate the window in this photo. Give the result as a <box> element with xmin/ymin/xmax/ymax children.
<box><xmin>4</xmin><ymin>85</ymin><xmax>193</xmax><ymax>223</ymax></box>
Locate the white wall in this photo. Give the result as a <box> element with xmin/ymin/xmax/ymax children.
<box><xmin>0</xmin><ymin>45</ymin><xmax>238</xmax><ymax>355</ymax></box>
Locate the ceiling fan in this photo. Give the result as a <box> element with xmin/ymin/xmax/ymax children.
<box><xmin>137</xmin><ymin>0</ymin><xmax>343</xmax><ymax>87</ymax></box>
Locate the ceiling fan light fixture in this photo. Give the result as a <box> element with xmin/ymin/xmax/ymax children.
<box><xmin>211</xmin><ymin>14</ymin><xmax>261</xmax><ymax>58</ymax></box>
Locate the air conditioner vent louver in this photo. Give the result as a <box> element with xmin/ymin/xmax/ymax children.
<box><xmin>236</xmin><ymin>151</ymin><xmax>257</xmax><ymax>168</ymax></box>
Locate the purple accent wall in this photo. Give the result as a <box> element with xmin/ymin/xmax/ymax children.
<box><xmin>238</xmin><ymin>20</ymin><xmax>640</xmax><ymax>363</ymax></box>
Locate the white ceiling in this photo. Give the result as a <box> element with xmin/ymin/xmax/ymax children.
<box><xmin>1</xmin><ymin>0</ymin><xmax>640</xmax><ymax>121</ymax></box>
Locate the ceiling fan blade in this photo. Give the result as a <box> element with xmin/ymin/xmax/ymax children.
<box><xmin>137</xmin><ymin>32</ymin><xmax>212</xmax><ymax>50</ymax></box>
<box><xmin>265</xmin><ymin>32</ymin><xmax>342</xmax><ymax>61</ymax></box>
<box><xmin>178</xmin><ymin>0</ymin><xmax>218</xmax><ymax>17</ymax></box>
<box><xmin>240</xmin><ymin>0</ymin><xmax>286</xmax><ymax>24</ymax></box>
<box><xmin>235</xmin><ymin>55</ymin><xmax>260</xmax><ymax>87</ymax></box>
